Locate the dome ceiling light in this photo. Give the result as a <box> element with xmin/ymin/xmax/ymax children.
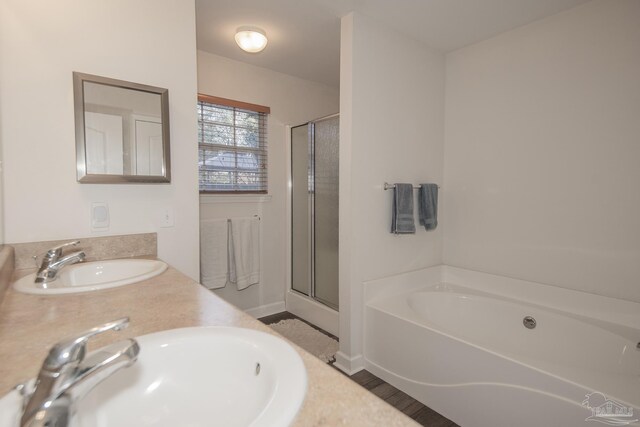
<box><xmin>235</xmin><ymin>26</ymin><xmax>268</xmax><ymax>53</ymax></box>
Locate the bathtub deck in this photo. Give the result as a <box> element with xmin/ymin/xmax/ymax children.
<box><xmin>259</xmin><ymin>311</ymin><xmax>458</xmax><ymax>427</ymax></box>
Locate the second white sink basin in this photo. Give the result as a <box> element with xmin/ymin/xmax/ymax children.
<box><xmin>13</xmin><ymin>259</ymin><xmax>167</xmax><ymax>295</ymax></box>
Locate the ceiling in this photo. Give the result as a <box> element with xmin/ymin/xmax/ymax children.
<box><xmin>195</xmin><ymin>0</ymin><xmax>590</xmax><ymax>88</ymax></box>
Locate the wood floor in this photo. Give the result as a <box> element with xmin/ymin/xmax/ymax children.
<box><xmin>258</xmin><ymin>311</ymin><xmax>457</xmax><ymax>427</ymax></box>
<box><xmin>349</xmin><ymin>370</ymin><xmax>458</xmax><ymax>427</ymax></box>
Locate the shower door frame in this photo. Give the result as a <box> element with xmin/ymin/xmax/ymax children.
<box><xmin>288</xmin><ymin>114</ymin><xmax>339</xmax><ymax>312</ymax></box>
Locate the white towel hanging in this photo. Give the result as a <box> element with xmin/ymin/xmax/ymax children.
<box><xmin>199</xmin><ymin>219</ymin><xmax>229</xmax><ymax>289</ymax></box>
<box><xmin>229</xmin><ymin>217</ymin><xmax>260</xmax><ymax>290</ymax></box>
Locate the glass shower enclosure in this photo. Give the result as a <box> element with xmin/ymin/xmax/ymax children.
<box><xmin>290</xmin><ymin>114</ymin><xmax>339</xmax><ymax>310</ymax></box>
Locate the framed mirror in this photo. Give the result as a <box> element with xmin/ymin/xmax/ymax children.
<box><xmin>73</xmin><ymin>72</ymin><xmax>171</xmax><ymax>183</ymax></box>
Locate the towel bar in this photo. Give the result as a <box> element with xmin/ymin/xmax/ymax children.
<box><xmin>226</xmin><ymin>215</ymin><xmax>261</xmax><ymax>223</ymax></box>
<box><xmin>383</xmin><ymin>182</ymin><xmax>440</xmax><ymax>190</ymax></box>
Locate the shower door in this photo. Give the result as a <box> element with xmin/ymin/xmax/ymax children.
<box><xmin>291</xmin><ymin>115</ymin><xmax>339</xmax><ymax>310</ymax></box>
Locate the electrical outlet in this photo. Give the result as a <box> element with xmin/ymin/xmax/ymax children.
<box><xmin>91</xmin><ymin>202</ymin><xmax>109</xmax><ymax>231</ymax></box>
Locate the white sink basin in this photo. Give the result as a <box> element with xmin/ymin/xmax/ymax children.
<box><xmin>0</xmin><ymin>327</ymin><xmax>308</xmax><ymax>427</ymax></box>
<box><xmin>13</xmin><ymin>259</ymin><xmax>167</xmax><ymax>295</ymax></box>
<box><xmin>76</xmin><ymin>327</ymin><xmax>307</xmax><ymax>426</ymax></box>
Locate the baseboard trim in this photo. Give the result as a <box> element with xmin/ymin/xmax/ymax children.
<box><xmin>244</xmin><ymin>301</ymin><xmax>286</xmax><ymax>319</ymax></box>
<box><xmin>334</xmin><ymin>351</ymin><xmax>364</xmax><ymax>375</ymax></box>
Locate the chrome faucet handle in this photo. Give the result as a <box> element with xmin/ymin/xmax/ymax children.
<box><xmin>43</xmin><ymin>317</ymin><xmax>130</xmax><ymax>370</ymax></box>
<box><xmin>48</xmin><ymin>251</ymin><xmax>86</xmax><ymax>270</ymax></box>
<box><xmin>43</xmin><ymin>241</ymin><xmax>81</xmax><ymax>261</ymax></box>
<box><xmin>21</xmin><ymin>318</ymin><xmax>135</xmax><ymax>427</ymax></box>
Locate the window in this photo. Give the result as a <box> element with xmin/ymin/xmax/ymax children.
<box><xmin>197</xmin><ymin>94</ymin><xmax>269</xmax><ymax>193</ymax></box>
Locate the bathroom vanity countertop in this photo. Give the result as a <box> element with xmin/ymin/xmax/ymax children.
<box><xmin>0</xmin><ymin>265</ymin><xmax>418</xmax><ymax>427</ymax></box>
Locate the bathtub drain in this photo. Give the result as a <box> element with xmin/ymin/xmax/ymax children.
<box><xmin>523</xmin><ymin>316</ymin><xmax>537</xmax><ymax>329</ymax></box>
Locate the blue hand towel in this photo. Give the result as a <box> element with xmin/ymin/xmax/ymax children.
<box><xmin>418</xmin><ymin>184</ymin><xmax>438</xmax><ymax>231</ymax></box>
<box><xmin>391</xmin><ymin>183</ymin><xmax>416</xmax><ymax>234</ymax></box>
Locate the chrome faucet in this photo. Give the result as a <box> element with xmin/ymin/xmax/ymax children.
<box><xmin>18</xmin><ymin>317</ymin><xmax>139</xmax><ymax>427</ymax></box>
<box><xmin>35</xmin><ymin>241</ymin><xmax>86</xmax><ymax>286</ymax></box>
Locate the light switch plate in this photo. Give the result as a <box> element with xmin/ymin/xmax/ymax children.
<box><xmin>159</xmin><ymin>207</ymin><xmax>174</xmax><ymax>228</ymax></box>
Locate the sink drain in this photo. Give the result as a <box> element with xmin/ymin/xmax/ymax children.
<box><xmin>523</xmin><ymin>316</ymin><xmax>537</xmax><ymax>329</ymax></box>
<box><xmin>255</xmin><ymin>362</ymin><xmax>261</xmax><ymax>375</ymax></box>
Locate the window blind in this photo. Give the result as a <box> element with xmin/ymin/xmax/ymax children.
<box><xmin>197</xmin><ymin>94</ymin><xmax>269</xmax><ymax>193</ymax></box>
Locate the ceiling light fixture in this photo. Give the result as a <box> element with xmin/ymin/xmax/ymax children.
<box><xmin>235</xmin><ymin>26</ymin><xmax>268</xmax><ymax>53</ymax></box>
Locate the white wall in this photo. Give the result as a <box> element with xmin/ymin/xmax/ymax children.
<box><xmin>0</xmin><ymin>88</ymin><xmax>4</xmax><ymax>246</ymax></box>
<box><xmin>339</xmin><ymin>13</ymin><xmax>445</xmax><ymax>369</ymax></box>
<box><xmin>0</xmin><ymin>0</ymin><xmax>200</xmax><ymax>279</ymax></box>
<box><xmin>444</xmin><ymin>0</ymin><xmax>640</xmax><ymax>302</ymax></box>
<box><xmin>197</xmin><ymin>51</ymin><xmax>339</xmax><ymax>312</ymax></box>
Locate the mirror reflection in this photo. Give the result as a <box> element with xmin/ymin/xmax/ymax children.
<box><xmin>74</xmin><ymin>73</ymin><xmax>170</xmax><ymax>183</ymax></box>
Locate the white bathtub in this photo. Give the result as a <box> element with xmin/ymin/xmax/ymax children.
<box><xmin>364</xmin><ymin>266</ymin><xmax>640</xmax><ymax>427</ymax></box>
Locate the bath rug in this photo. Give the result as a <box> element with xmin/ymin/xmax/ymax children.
<box><xmin>269</xmin><ymin>319</ymin><xmax>339</xmax><ymax>363</ymax></box>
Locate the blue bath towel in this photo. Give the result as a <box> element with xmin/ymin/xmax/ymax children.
<box><xmin>418</xmin><ymin>183</ymin><xmax>438</xmax><ymax>231</ymax></box>
<box><xmin>391</xmin><ymin>183</ymin><xmax>416</xmax><ymax>234</ymax></box>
